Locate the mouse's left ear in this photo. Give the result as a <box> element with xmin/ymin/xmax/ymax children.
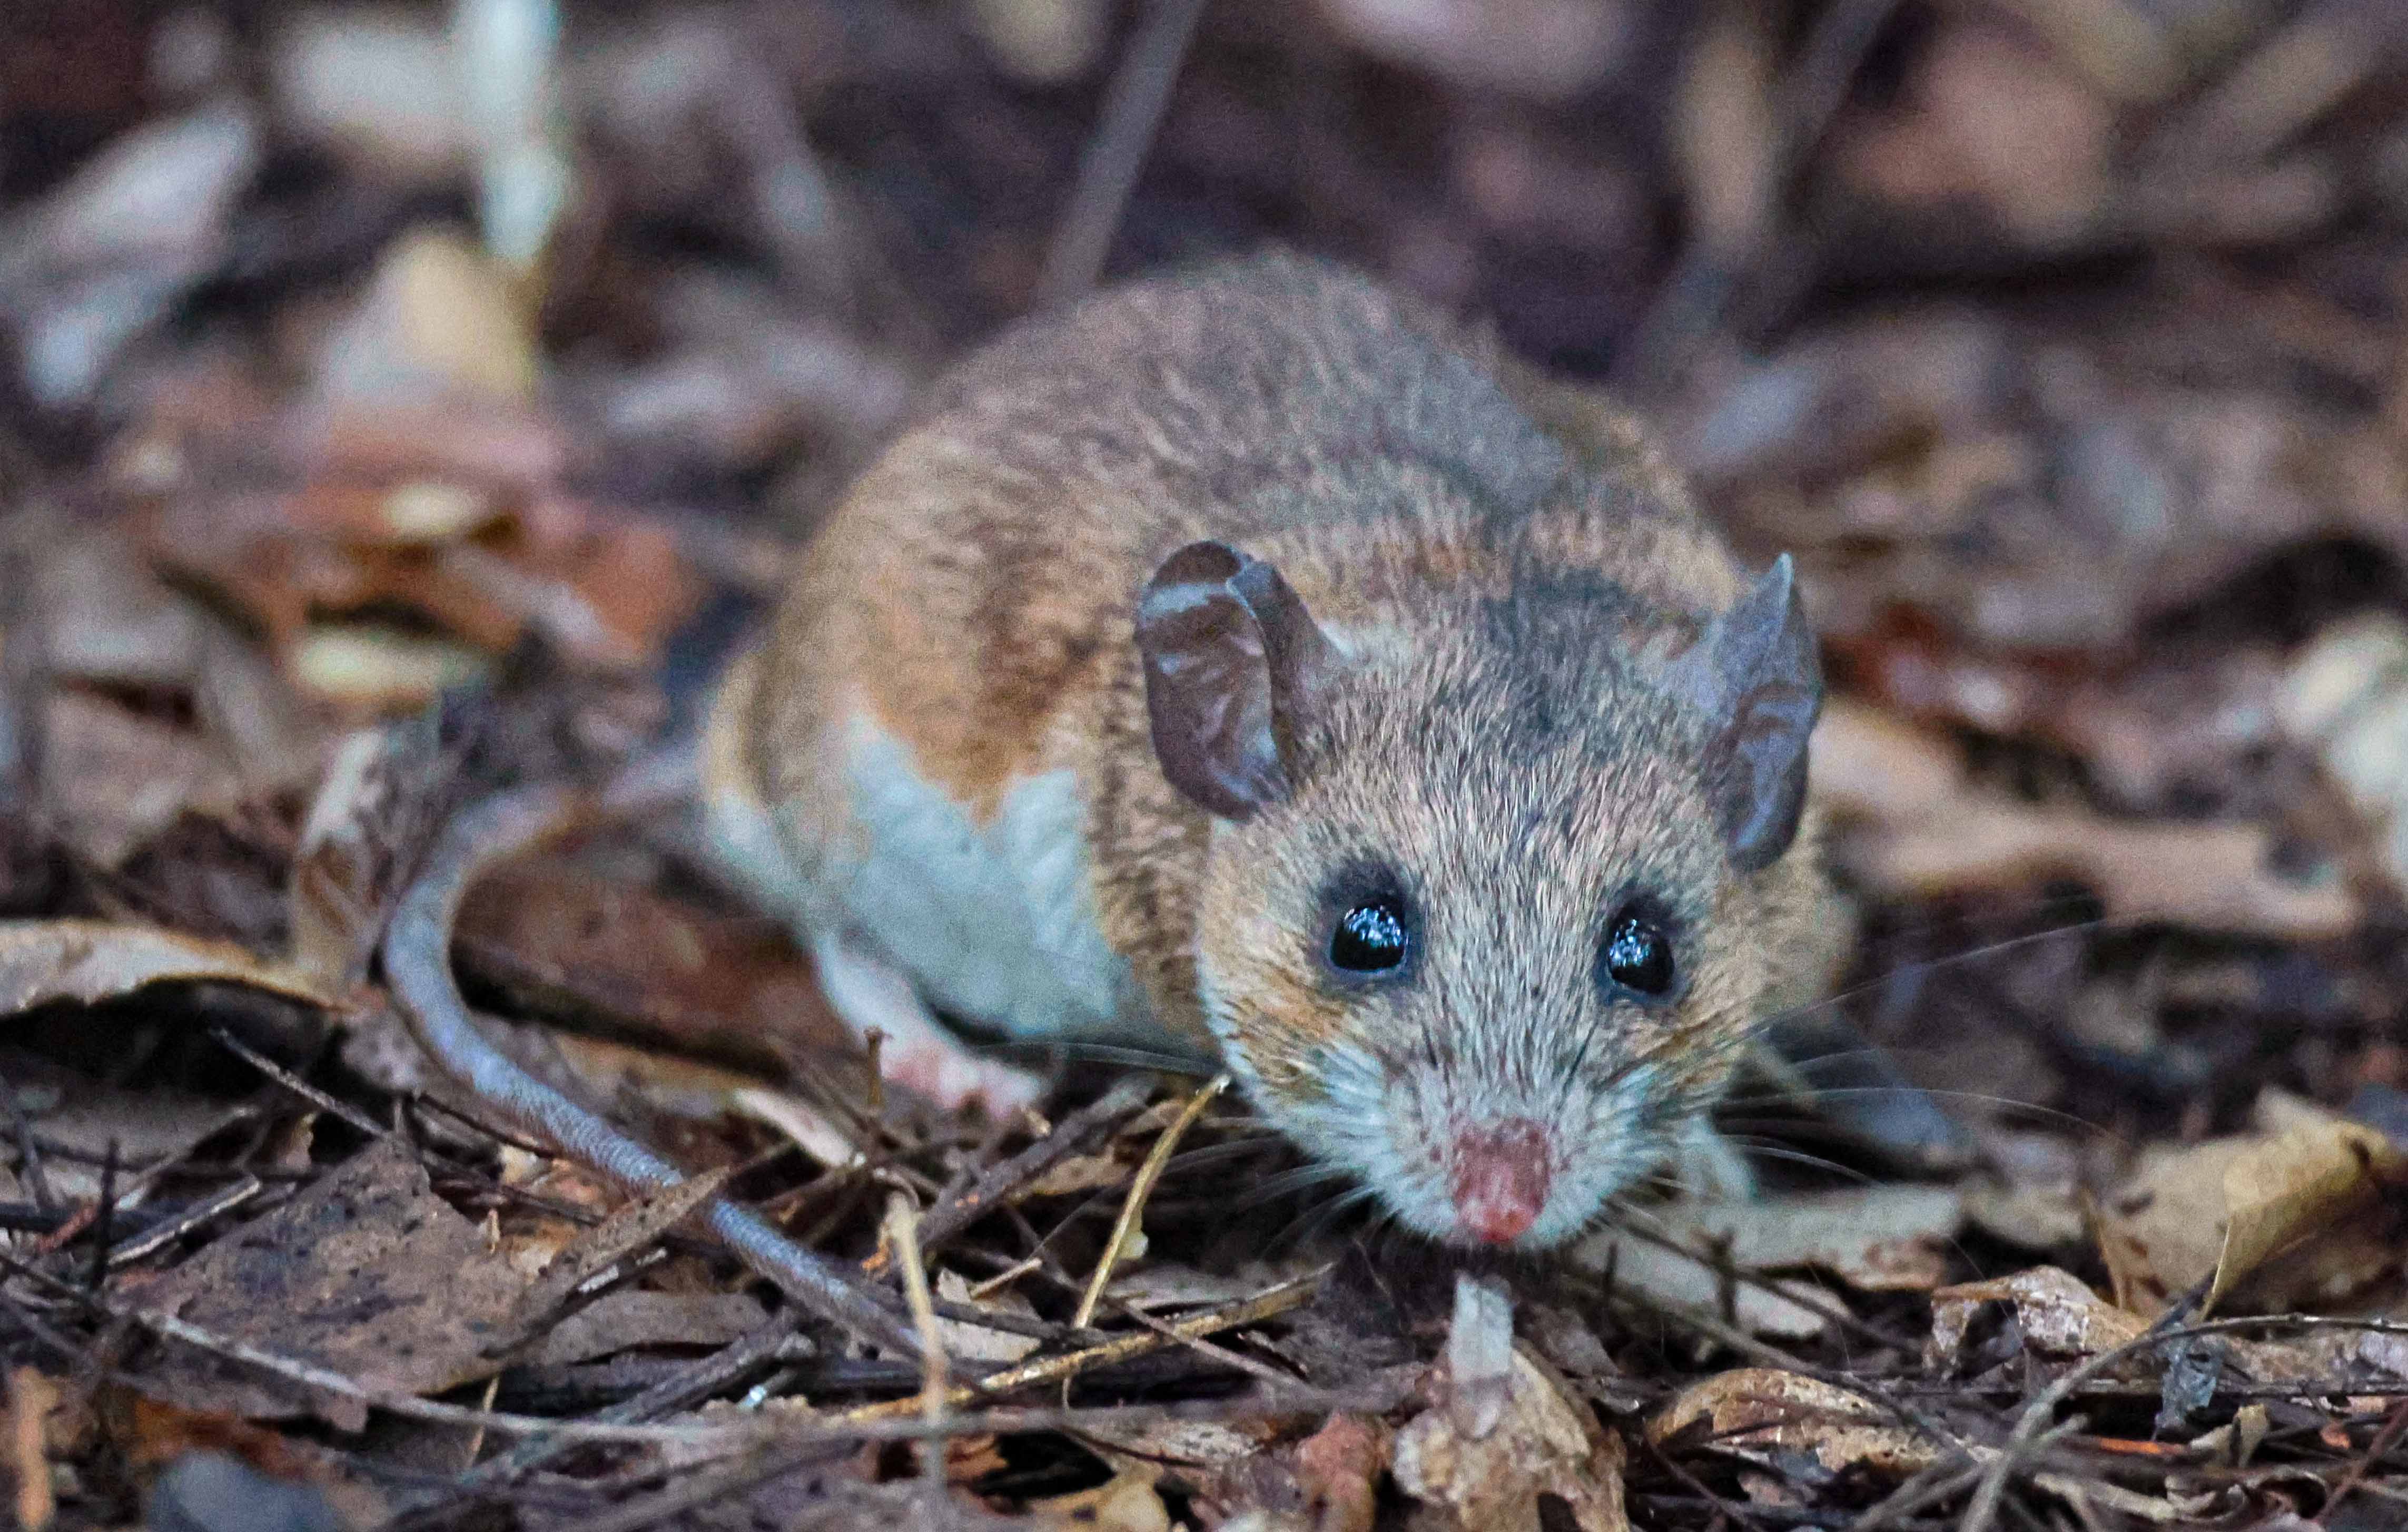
<box><xmin>1668</xmin><ymin>554</ymin><xmax>1823</xmax><ymax>872</ymax></box>
<box><xmin>1136</xmin><ymin>541</ymin><xmax>1339</xmax><ymax>821</ymax></box>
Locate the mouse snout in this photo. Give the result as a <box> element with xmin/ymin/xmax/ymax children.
<box><xmin>1448</xmin><ymin>1118</ymin><xmax>1552</xmax><ymax>1244</ymax></box>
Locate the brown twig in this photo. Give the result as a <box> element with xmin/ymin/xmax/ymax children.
<box><xmin>1033</xmin><ymin>0</ymin><xmax>1212</xmax><ymax>309</ymax></box>
<box><xmin>834</xmin><ymin>1264</ymin><xmax>1325</xmax><ymax>1423</ymax></box>
<box><xmin>883</xmin><ymin>1194</ymin><xmax>950</xmax><ymax>1494</ymax></box>
<box><xmin>210</xmin><ymin>1026</ymin><xmax>392</xmax><ymax>1143</ymax></box>
<box><xmin>103</xmin><ymin>1175</ymin><xmax>261</xmax><ymax>1268</ymax></box>
<box><xmin>2320</xmin><ymin>1396</ymin><xmax>2408</xmax><ymax>1525</ymax></box>
<box><xmin>1072</xmin><ymin>1073</ymin><xmax>1225</xmax><ymax>1329</ymax></box>
<box><xmin>862</xmin><ymin>1073</ymin><xmax>1155</xmax><ymax>1278</ymax></box>
<box><xmin>0</xmin><ymin>1066</ymin><xmax>56</xmax><ymax>1212</ymax></box>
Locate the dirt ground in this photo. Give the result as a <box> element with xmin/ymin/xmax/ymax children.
<box><xmin>4</xmin><ymin>2</ymin><xmax>2408</xmax><ymax>1528</ymax></box>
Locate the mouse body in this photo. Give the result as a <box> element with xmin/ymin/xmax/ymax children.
<box><xmin>703</xmin><ymin>251</ymin><xmax>1834</xmax><ymax>1249</ymax></box>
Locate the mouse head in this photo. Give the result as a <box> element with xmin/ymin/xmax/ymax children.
<box><xmin>1136</xmin><ymin>539</ymin><xmax>1825</xmax><ymax>1249</ymax></box>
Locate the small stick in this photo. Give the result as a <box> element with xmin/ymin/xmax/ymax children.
<box><xmin>0</xmin><ymin>1066</ymin><xmax>55</xmax><ymax>1212</ymax></box>
<box><xmin>1033</xmin><ymin>0</ymin><xmax>1211</xmax><ymax>309</ymax></box>
<box><xmin>883</xmin><ymin>1195</ymin><xmax>950</xmax><ymax>1494</ymax></box>
<box><xmin>837</xmin><ymin>1265</ymin><xmax>1324</xmax><ymax>1424</ymax></box>
<box><xmin>2317</xmin><ymin>1396</ymin><xmax>2408</xmax><ymax>1526</ymax></box>
<box><xmin>104</xmin><ymin>1175</ymin><xmax>261</xmax><ymax>1268</ymax></box>
<box><xmin>862</xmin><ymin>1073</ymin><xmax>1154</xmax><ymax>1277</ymax></box>
<box><xmin>210</xmin><ymin>1027</ymin><xmax>391</xmax><ymax>1143</ymax></box>
<box><xmin>82</xmin><ymin>1141</ymin><xmax>115</xmax><ymax>1293</ymax></box>
<box><xmin>1072</xmin><ymin>1073</ymin><xmax>1226</xmax><ymax>1329</ymax></box>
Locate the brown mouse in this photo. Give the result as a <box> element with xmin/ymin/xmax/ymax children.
<box><xmin>702</xmin><ymin>251</ymin><xmax>1835</xmax><ymax>1249</ymax></box>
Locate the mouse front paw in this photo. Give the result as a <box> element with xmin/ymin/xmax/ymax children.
<box><xmin>811</xmin><ymin>929</ymin><xmax>1047</xmax><ymax>1121</ymax></box>
<box><xmin>882</xmin><ymin>1040</ymin><xmax>1045</xmax><ymax>1121</ymax></box>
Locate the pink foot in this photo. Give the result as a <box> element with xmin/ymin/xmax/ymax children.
<box><xmin>813</xmin><ymin>932</ymin><xmax>1044</xmax><ymax>1119</ymax></box>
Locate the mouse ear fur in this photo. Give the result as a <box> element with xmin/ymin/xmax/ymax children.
<box><xmin>1136</xmin><ymin>541</ymin><xmax>1338</xmax><ymax>821</ymax></box>
<box><xmin>1667</xmin><ymin>554</ymin><xmax>1823</xmax><ymax>872</ymax></box>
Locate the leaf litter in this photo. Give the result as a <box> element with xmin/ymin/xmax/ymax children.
<box><xmin>5</xmin><ymin>1</ymin><xmax>2408</xmax><ymax>1529</ymax></box>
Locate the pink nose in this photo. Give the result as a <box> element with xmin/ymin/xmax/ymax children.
<box><xmin>1449</xmin><ymin>1119</ymin><xmax>1552</xmax><ymax>1245</ymax></box>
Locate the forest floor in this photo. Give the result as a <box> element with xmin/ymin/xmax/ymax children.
<box><xmin>4</xmin><ymin>2</ymin><xmax>2408</xmax><ymax>1528</ymax></box>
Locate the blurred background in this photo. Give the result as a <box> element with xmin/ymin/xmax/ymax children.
<box><xmin>3</xmin><ymin>0</ymin><xmax>2408</xmax><ymax>1179</ymax></box>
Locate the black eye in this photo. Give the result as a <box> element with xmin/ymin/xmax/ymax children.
<box><xmin>1602</xmin><ymin>910</ymin><xmax>1675</xmax><ymax>996</ymax></box>
<box><xmin>1330</xmin><ymin>897</ymin><xmax>1410</xmax><ymax>973</ymax></box>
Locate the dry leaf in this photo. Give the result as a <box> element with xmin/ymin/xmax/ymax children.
<box><xmin>1570</xmin><ymin>1229</ymin><xmax>1831</xmax><ymax>1340</ymax></box>
<box><xmin>1023</xmin><ymin>1151</ymin><xmax>1136</xmax><ymax>1200</ymax></box>
<box><xmin>0</xmin><ymin>105</ymin><xmax>259</xmax><ymax>407</ymax></box>
<box><xmin>1028</xmin><ymin>1467</ymin><xmax>1171</xmax><ymax>1532</ymax></box>
<box><xmin>315</xmin><ymin>228</ymin><xmax>535</xmax><ymax>407</ymax></box>
<box><xmin>1656</xmin><ymin>1185</ymin><xmax>1965</xmax><ymax>1293</ymax></box>
<box><xmin>1649</xmin><ymin>1368</ymin><xmax>1943</xmax><ymax>1478</ymax></box>
<box><xmin>730</xmin><ymin>1087</ymin><xmax>862</xmax><ymax>1172</ymax></box>
<box><xmin>140</xmin><ymin>1138</ymin><xmax>522</xmax><ymax>1431</ymax></box>
<box><xmin>934</xmin><ymin>1270</ymin><xmax>1040</xmax><ymax>1366</ymax></box>
<box><xmin>1928</xmin><ymin>1266</ymin><xmax>2148</xmax><ymax>1370</ymax></box>
<box><xmin>502</xmin><ymin>1166</ymin><xmax>734</xmax><ymax>1343</ymax></box>
<box><xmin>2211</xmin><ymin>1119</ymin><xmax>2404</xmax><ymax>1313</ymax></box>
<box><xmin>1289</xmin><ymin>1413</ymin><xmax>1387</xmax><ymax>1532</ymax></box>
<box><xmin>8</xmin><ymin>1368</ymin><xmax>56</xmax><ymax>1532</ymax></box>
<box><xmin>2279</xmin><ymin>613</ymin><xmax>2408</xmax><ymax>893</ymax></box>
<box><xmin>455</xmin><ymin>855</ymin><xmax>853</xmax><ymax>1072</ymax></box>
<box><xmin>2096</xmin><ymin>1119</ymin><xmax>2407</xmax><ymax>1318</ymax></box>
<box><xmin>0</xmin><ymin>918</ymin><xmax>327</xmax><ymax>1015</ymax></box>
<box><xmin>524</xmin><ymin>1291</ymin><xmax>768</xmax><ymax>1368</ymax></box>
<box><xmin>36</xmin><ymin>692</ymin><xmax>249</xmax><ymax>872</ymax></box>
<box><xmin>1813</xmin><ymin>698</ymin><xmax>2357</xmax><ymax>939</ymax></box>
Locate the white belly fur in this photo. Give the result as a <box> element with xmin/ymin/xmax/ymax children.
<box><xmin>786</xmin><ymin>714</ymin><xmax>1150</xmax><ymax>1045</ymax></box>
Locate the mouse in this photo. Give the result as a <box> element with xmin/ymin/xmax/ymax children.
<box><xmin>700</xmin><ymin>250</ymin><xmax>1839</xmax><ymax>1250</ymax></box>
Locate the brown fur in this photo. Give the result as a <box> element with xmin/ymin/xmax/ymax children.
<box><xmin>715</xmin><ymin>251</ymin><xmax>1839</xmax><ymax>1236</ymax></box>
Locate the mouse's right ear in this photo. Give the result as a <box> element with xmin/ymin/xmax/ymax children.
<box><xmin>1667</xmin><ymin>553</ymin><xmax>1824</xmax><ymax>873</ymax></box>
<box><xmin>1136</xmin><ymin>541</ymin><xmax>1338</xmax><ymax>821</ymax></box>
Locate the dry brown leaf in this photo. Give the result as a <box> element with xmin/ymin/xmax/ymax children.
<box><xmin>2212</xmin><ymin>1118</ymin><xmax>2408</xmax><ymax>1314</ymax></box>
<box><xmin>37</xmin><ymin>691</ymin><xmax>250</xmax><ymax>871</ymax></box>
<box><xmin>1928</xmin><ymin>1266</ymin><xmax>2148</xmax><ymax>1370</ymax></box>
<box><xmin>934</xmin><ymin>1270</ymin><xmax>1040</xmax><ymax>1366</ymax></box>
<box><xmin>1832</xmin><ymin>18</ymin><xmax>2113</xmax><ymax>243</ymax></box>
<box><xmin>140</xmin><ymin>1138</ymin><xmax>524</xmax><ymax>1431</ymax></box>
<box><xmin>1961</xmin><ymin>1176</ymin><xmax>2088</xmax><ymax>1253</ymax></box>
<box><xmin>0</xmin><ymin>1052</ymin><xmax>238</xmax><ymax>1207</ymax></box>
<box><xmin>504</xmin><ymin>1166</ymin><xmax>734</xmax><ymax>1342</ymax></box>
<box><xmin>8</xmin><ymin>1368</ymin><xmax>56</xmax><ymax>1532</ymax></box>
<box><xmin>1289</xmin><ymin>1413</ymin><xmax>1387</xmax><ymax>1532</ymax></box>
<box><xmin>1655</xmin><ymin>1185</ymin><xmax>1965</xmax><ymax>1294</ymax></box>
<box><xmin>2100</xmin><ymin>1116</ymin><xmax>2408</xmax><ymax>1319</ymax></box>
<box><xmin>1393</xmin><ymin>1342</ymin><xmax>1630</xmax><ymax>1532</ymax></box>
<box><xmin>455</xmin><ymin>855</ymin><xmax>853</xmax><ymax>1072</ymax></box>
<box><xmin>1022</xmin><ymin>1150</ymin><xmax>1136</xmax><ymax>1200</ymax></box>
<box><xmin>1570</xmin><ymin>1229</ymin><xmax>1831</xmax><ymax>1340</ymax></box>
<box><xmin>1649</xmin><ymin>1368</ymin><xmax>1943</xmax><ymax>1479</ymax></box>
<box><xmin>1568</xmin><ymin>1185</ymin><xmax>1961</xmax><ymax>1343</ymax></box>
<box><xmin>523</xmin><ymin>1291</ymin><xmax>768</xmax><ymax>1368</ymax></box>
<box><xmin>2279</xmin><ymin>613</ymin><xmax>2408</xmax><ymax>893</ymax></box>
<box><xmin>121</xmin><ymin>1397</ymin><xmax>314</xmax><ymax>1478</ymax></box>
<box><xmin>1813</xmin><ymin>699</ymin><xmax>2357</xmax><ymax>939</ymax></box>
<box><xmin>0</xmin><ymin>918</ymin><xmax>327</xmax><ymax>1015</ymax></box>
<box><xmin>314</xmin><ymin>228</ymin><xmax>536</xmax><ymax>407</ymax></box>
<box><xmin>1027</xmin><ymin>1467</ymin><xmax>1171</xmax><ymax>1532</ymax></box>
